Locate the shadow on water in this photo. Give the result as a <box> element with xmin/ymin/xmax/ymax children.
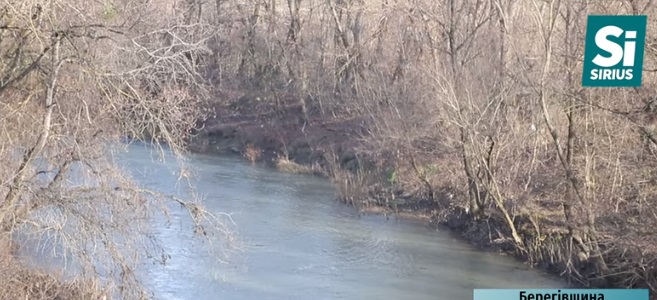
<box><xmin>19</xmin><ymin>142</ymin><xmax>568</xmax><ymax>300</ymax></box>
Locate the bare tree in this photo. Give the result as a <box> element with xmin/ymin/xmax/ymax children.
<box><xmin>0</xmin><ymin>0</ymin><xmax>234</xmax><ymax>298</ymax></box>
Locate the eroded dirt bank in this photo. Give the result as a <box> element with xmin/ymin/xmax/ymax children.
<box><xmin>187</xmin><ymin>92</ymin><xmax>657</xmax><ymax>294</ymax></box>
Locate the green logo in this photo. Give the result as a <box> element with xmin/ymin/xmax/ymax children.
<box><xmin>582</xmin><ymin>15</ymin><xmax>647</xmax><ymax>87</ymax></box>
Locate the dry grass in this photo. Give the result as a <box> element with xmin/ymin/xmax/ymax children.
<box><xmin>274</xmin><ymin>155</ymin><xmax>323</xmax><ymax>176</ymax></box>
<box><xmin>0</xmin><ymin>238</ymin><xmax>108</xmax><ymax>300</ymax></box>
<box><xmin>244</xmin><ymin>144</ymin><xmax>262</xmax><ymax>163</ymax></box>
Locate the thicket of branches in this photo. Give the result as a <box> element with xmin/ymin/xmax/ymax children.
<box><xmin>203</xmin><ymin>0</ymin><xmax>657</xmax><ymax>291</ymax></box>
<box><xmin>0</xmin><ymin>0</ymin><xmax>232</xmax><ymax>298</ymax></box>
<box><xmin>4</xmin><ymin>0</ymin><xmax>657</xmax><ymax>296</ymax></box>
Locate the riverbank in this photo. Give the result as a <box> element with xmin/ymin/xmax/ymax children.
<box><xmin>185</xmin><ymin>102</ymin><xmax>534</xmax><ymax>265</ymax></box>
<box><xmin>188</xmin><ymin>91</ymin><xmax>657</xmax><ymax>295</ymax></box>
<box><xmin>0</xmin><ymin>238</ymin><xmax>106</xmax><ymax>300</ymax></box>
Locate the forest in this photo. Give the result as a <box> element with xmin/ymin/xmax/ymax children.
<box><xmin>1</xmin><ymin>0</ymin><xmax>657</xmax><ymax>298</ymax></box>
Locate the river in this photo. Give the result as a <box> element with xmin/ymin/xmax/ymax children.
<box><xmin>23</xmin><ymin>142</ymin><xmax>567</xmax><ymax>299</ymax></box>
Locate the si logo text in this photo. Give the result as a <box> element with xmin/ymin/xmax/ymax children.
<box><xmin>582</xmin><ymin>15</ymin><xmax>647</xmax><ymax>87</ymax></box>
